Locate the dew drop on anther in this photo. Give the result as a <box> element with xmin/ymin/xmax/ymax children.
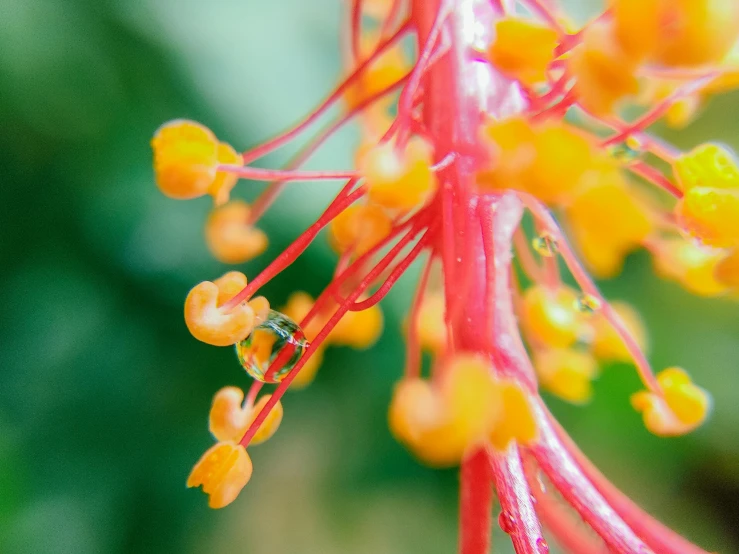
<box><xmin>532</xmin><ymin>232</ymin><xmax>559</xmax><ymax>257</ymax></box>
<box><xmin>608</xmin><ymin>137</ymin><xmax>643</xmax><ymax>163</ymax></box>
<box><xmin>235</xmin><ymin>310</ymin><xmax>308</xmax><ymax>383</ymax></box>
<box><xmin>498</xmin><ymin>511</ymin><xmax>516</xmax><ymax>534</ymax></box>
<box><xmin>574</xmin><ymin>293</ymin><xmax>602</xmax><ymax>315</ymax></box>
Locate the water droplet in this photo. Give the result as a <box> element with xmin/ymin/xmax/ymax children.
<box><xmin>536</xmin><ymin>470</ymin><xmax>547</xmax><ymax>494</ymax></box>
<box><xmin>531</xmin><ymin>232</ymin><xmax>558</xmax><ymax>257</ymax></box>
<box><xmin>574</xmin><ymin>293</ymin><xmax>601</xmax><ymax>315</ymax></box>
<box><xmin>608</xmin><ymin>137</ymin><xmax>642</xmax><ymax>163</ymax></box>
<box><xmin>498</xmin><ymin>511</ymin><xmax>516</xmax><ymax>534</ymax></box>
<box><xmin>536</xmin><ymin>538</ymin><xmax>550</xmax><ymax>554</ymax></box>
<box><xmin>235</xmin><ymin>310</ymin><xmax>308</xmax><ymax>383</ymax></box>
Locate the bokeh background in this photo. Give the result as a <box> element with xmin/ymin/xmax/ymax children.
<box><xmin>1</xmin><ymin>0</ymin><xmax>738</xmax><ymax>552</ymax></box>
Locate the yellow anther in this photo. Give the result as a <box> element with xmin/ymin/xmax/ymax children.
<box><xmin>612</xmin><ymin>0</ymin><xmax>739</xmax><ymax>67</ymax></box>
<box><xmin>388</xmin><ymin>356</ymin><xmax>501</xmax><ymax>467</ymax></box>
<box><xmin>329</xmin><ymin>204</ymin><xmax>393</xmax><ymax>257</ymax></box>
<box><xmin>591</xmin><ymin>301</ymin><xmax>647</xmax><ymax>362</ymax></box>
<box><xmin>533</xmin><ymin>348</ymin><xmax>599</xmax><ymax>404</ymax></box>
<box><xmin>187</xmin><ymin>441</ymin><xmax>252</xmax><ymax>509</ymax></box>
<box><xmin>208</xmin><ymin>142</ymin><xmax>244</xmax><ymax>206</ymax></box>
<box><xmin>345</xmin><ymin>34</ymin><xmax>408</xmax><ymax>112</ymax></box>
<box><xmin>521</xmin><ymin>285</ymin><xmax>585</xmax><ymax>348</ymax></box>
<box><xmin>478</xmin><ymin>118</ymin><xmax>595</xmax><ymax>204</ymax></box>
<box><xmin>152</xmin><ymin>119</ymin><xmax>219</xmax><ymax>200</ymax></box>
<box><xmin>673</xmin><ymin>144</ymin><xmax>739</xmax><ymax>193</ymax></box>
<box><xmin>565</xmin><ymin>172</ymin><xmax>653</xmax><ymax>278</ymax></box>
<box><xmin>330</xmin><ymin>304</ymin><xmax>384</xmax><ymax>349</ymax></box>
<box><xmin>184</xmin><ymin>273</ymin><xmax>256</xmax><ymax>346</ymax></box>
<box><xmin>205</xmin><ymin>200</ymin><xmax>269</xmax><ymax>264</ymax></box>
<box><xmin>715</xmin><ymin>248</ymin><xmax>739</xmax><ymax>289</ymax></box>
<box><xmin>249</xmin><ymin>394</ymin><xmax>283</xmax><ymax>446</ymax></box>
<box><xmin>488</xmin><ymin>18</ymin><xmax>558</xmax><ymax>87</ymax></box>
<box><xmin>652</xmin><ymin>238</ymin><xmax>729</xmax><ymax>296</ymax></box>
<box><xmin>677</xmin><ymin>186</ymin><xmax>739</xmax><ymax>248</ymax></box>
<box><xmin>415</xmin><ymin>291</ymin><xmax>447</xmax><ymax>353</ymax></box>
<box><xmin>209</xmin><ymin>386</ymin><xmax>250</xmax><ymax>442</ymax></box>
<box><xmin>359</xmin><ymin>139</ymin><xmax>438</xmax><ymax>211</ymax></box>
<box><xmin>631</xmin><ymin>367</ymin><xmax>711</xmax><ymax>437</ymax></box>
<box><xmin>568</xmin><ymin>22</ymin><xmax>640</xmax><ymax>116</ymax></box>
<box><xmin>488</xmin><ymin>381</ymin><xmax>538</xmax><ymax>451</ymax></box>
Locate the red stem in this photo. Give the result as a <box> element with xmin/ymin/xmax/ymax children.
<box><xmin>460</xmin><ymin>448</ymin><xmax>495</xmax><ymax>554</ymax></box>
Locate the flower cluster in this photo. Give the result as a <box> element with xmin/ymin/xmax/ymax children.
<box><xmin>152</xmin><ymin>0</ymin><xmax>739</xmax><ymax>552</ymax></box>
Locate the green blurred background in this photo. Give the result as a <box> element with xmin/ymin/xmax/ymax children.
<box><xmin>1</xmin><ymin>0</ymin><xmax>738</xmax><ymax>552</ymax></box>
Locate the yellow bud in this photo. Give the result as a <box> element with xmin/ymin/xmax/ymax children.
<box><xmin>329</xmin><ymin>204</ymin><xmax>393</xmax><ymax>257</ymax></box>
<box><xmin>631</xmin><ymin>367</ymin><xmax>711</xmax><ymax>436</ymax></box>
<box><xmin>673</xmin><ymin>144</ymin><xmax>739</xmax><ymax>193</ymax></box>
<box><xmin>653</xmin><ymin>238</ymin><xmax>729</xmax><ymax>296</ymax></box>
<box><xmin>249</xmin><ymin>394</ymin><xmax>283</xmax><ymax>446</ymax></box>
<box><xmin>388</xmin><ymin>356</ymin><xmax>501</xmax><ymax>467</ymax></box>
<box><xmin>478</xmin><ymin>118</ymin><xmax>596</xmax><ymax>204</ymax></box>
<box><xmin>187</xmin><ymin>441</ymin><xmax>252</xmax><ymax>509</ymax></box>
<box><xmin>612</xmin><ymin>0</ymin><xmax>739</xmax><ymax>66</ymax></box>
<box><xmin>330</xmin><ymin>305</ymin><xmax>384</xmax><ymax>349</ymax></box>
<box><xmin>488</xmin><ymin>18</ymin><xmax>558</xmax><ymax>86</ymax></box>
<box><xmin>205</xmin><ymin>201</ymin><xmax>268</xmax><ymax>264</ymax></box>
<box><xmin>566</xmin><ymin>172</ymin><xmax>653</xmax><ymax>278</ymax></box>
<box><xmin>152</xmin><ymin>120</ymin><xmax>218</xmax><ymax>200</ymax></box>
<box><xmin>521</xmin><ymin>285</ymin><xmax>585</xmax><ymax>348</ymax></box>
<box><xmin>569</xmin><ymin>21</ymin><xmax>640</xmax><ymax>116</ymax></box>
<box><xmin>359</xmin><ymin>139</ymin><xmax>438</xmax><ymax>211</ymax></box>
<box><xmin>533</xmin><ymin>348</ymin><xmax>599</xmax><ymax>404</ymax></box>
<box><xmin>290</xmin><ymin>346</ymin><xmax>325</xmax><ymax>389</ymax></box>
<box><xmin>677</xmin><ymin>187</ymin><xmax>739</xmax><ymax>248</ymax></box>
<box><xmin>489</xmin><ymin>382</ymin><xmax>538</xmax><ymax>451</ymax></box>
<box><xmin>715</xmin><ymin>248</ymin><xmax>739</xmax><ymax>289</ymax></box>
<box><xmin>415</xmin><ymin>292</ymin><xmax>447</xmax><ymax>353</ymax></box>
<box><xmin>591</xmin><ymin>301</ymin><xmax>648</xmax><ymax>362</ymax></box>
<box><xmin>184</xmin><ymin>275</ymin><xmax>255</xmax><ymax>346</ymax></box>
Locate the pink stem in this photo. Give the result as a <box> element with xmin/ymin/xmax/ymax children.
<box><xmin>490</xmin><ymin>446</ymin><xmax>547</xmax><ymax>554</ymax></box>
<box><xmin>350</xmin><ymin>0</ymin><xmax>363</xmax><ymax>61</ymax></box>
<box><xmin>628</xmin><ymin>162</ymin><xmax>683</xmax><ymax>199</ymax></box>
<box><xmin>460</xmin><ymin>448</ymin><xmax>495</xmax><ymax>554</ymax></box>
<box><xmin>528</xmin><ymin>400</ymin><xmax>653</xmax><ymax>553</ymax></box>
<box><xmin>545</xmin><ymin>410</ymin><xmax>711</xmax><ymax>554</ymax></box>
<box><xmin>522</xmin><ymin>455</ymin><xmax>609</xmax><ymax>554</ymax></box>
<box><xmin>218</xmin><ymin>165</ymin><xmax>356</xmax><ymax>182</ymax></box>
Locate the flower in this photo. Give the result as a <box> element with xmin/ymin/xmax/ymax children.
<box><xmin>153</xmin><ymin>0</ymin><xmax>738</xmax><ymax>552</ymax></box>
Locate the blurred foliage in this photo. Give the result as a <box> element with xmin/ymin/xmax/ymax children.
<box><xmin>0</xmin><ymin>0</ymin><xmax>737</xmax><ymax>553</ymax></box>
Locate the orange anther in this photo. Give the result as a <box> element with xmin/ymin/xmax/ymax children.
<box><xmin>152</xmin><ymin>119</ymin><xmax>219</xmax><ymax>200</ymax></box>
<box><xmin>329</xmin><ymin>204</ymin><xmax>393</xmax><ymax>257</ymax></box>
<box><xmin>184</xmin><ymin>273</ymin><xmax>256</xmax><ymax>346</ymax></box>
<box><xmin>359</xmin><ymin>139</ymin><xmax>438</xmax><ymax>211</ymax></box>
<box><xmin>187</xmin><ymin>441</ymin><xmax>252</xmax><ymax>509</ymax></box>
<box><xmin>205</xmin><ymin>201</ymin><xmax>268</xmax><ymax>264</ymax></box>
